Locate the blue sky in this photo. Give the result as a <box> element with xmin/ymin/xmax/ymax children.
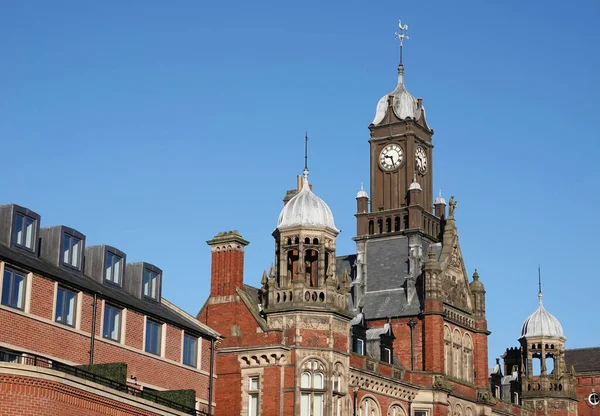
<box><xmin>1</xmin><ymin>1</ymin><xmax>598</xmax><ymax>365</ymax></box>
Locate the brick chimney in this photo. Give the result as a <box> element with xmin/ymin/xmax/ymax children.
<box><xmin>207</xmin><ymin>231</ymin><xmax>249</xmax><ymax>297</ymax></box>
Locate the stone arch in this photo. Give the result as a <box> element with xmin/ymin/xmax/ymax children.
<box><xmin>388</xmin><ymin>403</ymin><xmax>407</xmax><ymax>416</ymax></box>
<box><xmin>444</xmin><ymin>325</ymin><xmax>452</xmax><ymax>376</ymax></box>
<box><xmin>462</xmin><ymin>333</ymin><xmax>473</xmax><ymax>382</ymax></box>
<box><xmin>360</xmin><ymin>395</ymin><xmax>381</xmax><ymax>416</ymax></box>
<box><xmin>452</xmin><ymin>329</ymin><xmax>462</xmax><ymax>379</ymax></box>
<box><xmin>454</xmin><ymin>403</ymin><xmax>463</xmax><ymax>416</ymax></box>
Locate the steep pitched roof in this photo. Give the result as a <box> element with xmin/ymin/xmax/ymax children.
<box><xmin>565</xmin><ymin>347</ymin><xmax>600</xmax><ymax>373</ymax></box>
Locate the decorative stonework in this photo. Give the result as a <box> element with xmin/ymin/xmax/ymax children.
<box><xmin>238</xmin><ymin>350</ymin><xmax>289</xmax><ymax>368</ymax></box>
<box><xmin>444</xmin><ymin>307</ymin><xmax>475</xmax><ymax>329</ymax></box>
<box><xmin>441</xmin><ymin>273</ymin><xmax>469</xmax><ymax>310</ymax></box>
<box><xmin>349</xmin><ymin>371</ymin><xmax>417</xmax><ymax>401</ymax></box>
<box><xmin>433</xmin><ymin>375</ymin><xmax>454</xmax><ymax>393</ymax></box>
<box><xmin>476</xmin><ymin>388</ymin><xmax>497</xmax><ymax>405</ymax></box>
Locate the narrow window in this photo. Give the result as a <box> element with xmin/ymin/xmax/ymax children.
<box><xmin>55</xmin><ymin>286</ymin><xmax>77</xmax><ymax>326</ymax></box>
<box><xmin>1</xmin><ymin>268</ymin><xmax>25</xmax><ymax>310</ymax></box>
<box><xmin>103</xmin><ymin>304</ymin><xmax>122</xmax><ymax>341</ymax></box>
<box><xmin>145</xmin><ymin>319</ymin><xmax>162</xmax><ymax>355</ymax></box>
<box><xmin>143</xmin><ymin>269</ymin><xmax>160</xmax><ymax>300</ymax></box>
<box><xmin>105</xmin><ymin>251</ymin><xmax>123</xmax><ymax>285</ymax></box>
<box><xmin>183</xmin><ymin>333</ymin><xmax>198</xmax><ymax>367</ymax></box>
<box><xmin>14</xmin><ymin>214</ymin><xmax>36</xmax><ymax>250</ymax></box>
<box><xmin>248</xmin><ymin>376</ymin><xmax>259</xmax><ymax>416</ymax></box>
<box><xmin>382</xmin><ymin>347</ymin><xmax>392</xmax><ymax>364</ymax></box>
<box><xmin>62</xmin><ymin>234</ymin><xmax>82</xmax><ymax>269</ymax></box>
<box><xmin>414</xmin><ymin>411</ymin><xmax>428</xmax><ymax>416</ymax></box>
<box><xmin>354</xmin><ymin>338</ymin><xmax>365</xmax><ymax>355</ymax></box>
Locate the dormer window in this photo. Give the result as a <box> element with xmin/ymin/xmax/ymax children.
<box><xmin>105</xmin><ymin>251</ymin><xmax>123</xmax><ymax>286</ymax></box>
<box><xmin>62</xmin><ymin>233</ymin><xmax>82</xmax><ymax>269</ymax></box>
<box><xmin>143</xmin><ymin>268</ymin><xmax>160</xmax><ymax>300</ymax></box>
<box><xmin>14</xmin><ymin>213</ymin><xmax>36</xmax><ymax>251</ymax></box>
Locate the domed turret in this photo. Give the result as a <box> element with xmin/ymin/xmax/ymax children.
<box><xmin>277</xmin><ymin>176</ymin><xmax>338</xmax><ymax>232</ymax></box>
<box><xmin>520</xmin><ymin>294</ymin><xmax>564</xmax><ymax>339</ymax></box>
<box><xmin>372</xmin><ymin>65</ymin><xmax>428</xmax><ymax>126</ymax></box>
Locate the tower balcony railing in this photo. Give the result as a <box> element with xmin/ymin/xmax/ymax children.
<box><xmin>266</xmin><ymin>283</ymin><xmax>348</xmax><ymax>312</ymax></box>
<box><xmin>358</xmin><ymin>206</ymin><xmax>440</xmax><ymax>241</ymax></box>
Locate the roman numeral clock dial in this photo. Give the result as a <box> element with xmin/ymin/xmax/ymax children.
<box><xmin>379</xmin><ymin>143</ymin><xmax>403</xmax><ymax>171</ymax></box>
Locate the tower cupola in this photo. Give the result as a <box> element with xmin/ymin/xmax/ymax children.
<box><xmin>520</xmin><ymin>294</ymin><xmax>564</xmax><ymax>339</ymax></box>
<box><xmin>277</xmin><ymin>176</ymin><xmax>338</xmax><ymax>233</ymax></box>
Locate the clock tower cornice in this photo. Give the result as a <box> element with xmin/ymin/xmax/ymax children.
<box><xmin>369</xmin><ymin>133</ymin><xmax>434</xmax><ymax>148</ymax></box>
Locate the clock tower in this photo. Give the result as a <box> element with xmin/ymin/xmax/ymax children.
<box><xmin>355</xmin><ymin>57</ymin><xmax>441</xmax><ymax>242</ymax></box>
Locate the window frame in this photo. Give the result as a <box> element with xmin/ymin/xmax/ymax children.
<box><xmin>13</xmin><ymin>212</ymin><xmax>37</xmax><ymax>253</ymax></box>
<box><xmin>300</xmin><ymin>360</ymin><xmax>326</xmax><ymax>416</ymax></box>
<box><xmin>61</xmin><ymin>231</ymin><xmax>83</xmax><ymax>271</ymax></box>
<box><xmin>145</xmin><ymin>318</ymin><xmax>162</xmax><ymax>356</ymax></box>
<box><xmin>102</xmin><ymin>303</ymin><xmax>122</xmax><ymax>342</ymax></box>
<box><xmin>104</xmin><ymin>249</ymin><xmax>124</xmax><ymax>287</ymax></box>
<box><xmin>182</xmin><ymin>332</ymin><xmax>198</xmax><ymax>367</ymax></box>
<box><xmin>354</xmin><ymin>338</ymin><xmax>365</xmax><ymax>355</ymax></box>
<box><xmin>1</xmin><ymin>267</ymin><xmax>26</xmax><ymax>310</ymax></box>
<box><xmin>55</xmin><ymin>286</ymin><xmax>77</xmax><ymax>327</ymax></box>
<box><xmin>381</xmin><ymin>347</ymin><xmax>392</xmax><ymax>364</ymax></box>
<box><xmin>248</xmin><ymin>376</ymin><xmax>260</xmax><ymax>416</ymax></box>
<box><xmin>142</xmin><ymin>267</ymin><xmax>161</xmax><ymax>301</ymax></box>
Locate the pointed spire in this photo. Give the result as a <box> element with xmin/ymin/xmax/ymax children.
<box><xmin>268</xmin><ymin>264</ymin><xmax>276</xmax><ymax>280</ymax></box>
<box><xmin>473</xmin><ymin>269</ymin><xmax>479</xmax><ymax>280</ymax></box>
<box><xmin>261</xmin><ymin>270</ymin><xmax>268</xmax><ymax>287</ymax></box>
<box><xmin>538</xmin><ymin>265</ymin><xmax>543</xmax><ymax>305</ymax></box>
<box><xmin>303</xmin><ymin>132</ymin><xmax>309</xmax><ymax>180</ymax></box>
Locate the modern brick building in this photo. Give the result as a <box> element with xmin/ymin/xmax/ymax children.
<box><xmin>197</xmin><ymin>31</ymin><xmax>599</xmax><ymax>416</ymax></box>
<box><xmin>0</xmin><ymin>203</ymin><xmax>220</xmax><ymax>415</ymax></box>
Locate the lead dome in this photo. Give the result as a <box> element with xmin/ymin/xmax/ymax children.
<box><xmin>520</xmin><ymin>295</ymin><xmax>564</xmax><ymax>339</ymax></box>
<box><xmin>277</xmin><ymin>176</ymin><xmax>338</xmax><ymax>232</ymax></box>
<box><xmin>372</xmin><ymin>65</ymin><xmax>428</xmax><ymax>126</ymax></box>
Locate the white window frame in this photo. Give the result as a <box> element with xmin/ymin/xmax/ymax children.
<box><xmin>248</xmin><ymin>376</ymin><xmax>260</xmax><ymax>416</ymax></box>
<box><xmin>54</xmin><ymin>285</ymin><xmax>77</xmax><ymax>327</ymax></box>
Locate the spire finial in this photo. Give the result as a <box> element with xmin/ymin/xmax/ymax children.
<box><xmin>360</xmin><ymin>182</ymin><xmax>364</xmax><ymax>191</ymax></box>
<box><xmin>538</xmin><ymin>265</ymin><xmax>543</xmax><ymax>304</ymax></box>
<box><xmin>438</xmin><ymin>189</ymin><xmax>442</xmax><ymax>198</ymax></box>
<box><xmin>303</xmin><ymin>131</ymin><xmax>309</xmax><ymax>179</ymax></box>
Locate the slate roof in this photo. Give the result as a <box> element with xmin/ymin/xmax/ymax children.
<box><xmin>0</xmin><ymin>244</ymin><xmax>217</xmax><ymax>339</ymax></box>
<box><xmin>335</xmin><ymin>254</ymin><xmax>356</xmax><ymax>281</ymax></box>
<box><xmin>565</xmin><ymin>347</ymin><xmax>600</xmax><ymax>373</ymax></box>
<box><xmin>238</xmin><ymin>284</ymin><xmax>267</xmax><ymax>331</ymax></box>
<box><xmin>357</xmin><ymin>236</ymin><xmax>435</xmax><ymax>319</ymax></box>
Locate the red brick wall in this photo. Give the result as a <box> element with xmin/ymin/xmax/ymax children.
<box><xmin>29</xmin><ymin>276</ymin><xmax>54</xmax><ymax>319</ymax></box>
<box><xmin>210</xmin><ymin>249</ymin><xmax>244</xmax><ymax>297</ymax></box>
<box><xmin>0</xmin><ymin>374</ymin><xmax>168</xmax><ymax>416</ymax></box>
<box><xmin>575</xmin><ymin>372</ymin><xmax>600</xmax><ymax>416</ymax></box>
<box><xmin>213</xmin><ymin>355</ymin><xmax>241</xmax><ymax>416</ymax></box>
<box><xmin>262</xmin><ymin>366</ymin><xmax>281</xmax><ymax>415</ymax></box>
<box><xmin>0</xmin><ymin>272</ymin><xmax>212</xmax><ymax>401</ymax></box>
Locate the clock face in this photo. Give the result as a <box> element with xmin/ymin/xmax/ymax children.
<box><xmin>379</xmin><ymin>143</ymin><xmax>403</xmax><ymax>171</ymax></box>
<box><xmin>415</xmin><ymin>146</ymin><xmax>428</xmax><ymax>175</ymax></box>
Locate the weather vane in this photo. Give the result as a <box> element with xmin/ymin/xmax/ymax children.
<box><xmin>395</xmin><ymin>20</ymin><xmax>409</xmax><ymax>64</ymax></box>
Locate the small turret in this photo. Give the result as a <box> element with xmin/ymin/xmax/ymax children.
<box><xmin>434</xmin><ymin>189</ymin><xmax>446</xmax><ymax>218</ymax></box>
<box><xmin>356</xmin><ymin>183</ymin><xmax>368</xmax><ymax>214</ymax></box>
<box><xmin>469</xmin><ymin>269</ymin><xmax>486</xmax><ymax>318</ymax></box>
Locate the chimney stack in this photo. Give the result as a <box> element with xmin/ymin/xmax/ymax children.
<box><xmin>207</xmin><ymin>231</ymin><xmax>249</xmax><ymax>297</ymax></box>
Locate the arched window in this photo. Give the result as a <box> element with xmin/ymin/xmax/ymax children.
<box><xmin>332</xmin><ymin>363</ymin><xmax>345</xmax><ymax>416</ymax></box>
<box><xmin>444</xmin><ymin>326</ymin><xmax>452</xmax><ymax>375</ymax></box>
<box><xmin>368</xmin><ymin>221</ymin><xmax>374</xmax><ymax>235</ymax></box>
<box><xmin>452</xmin><ymin>329</ymin><xmax>462</xmax><ymax>379</ymax></box>
<box><xmin>359</xmin><ymin>397</ymin><xmax>380</xmax><ymax>416</ymax></box>
<box><xmin>386</xmin><ymin>218</ymin><xmax>391</xmax><ymax>233</ymax></box>
<box><xmin>388</xmin><ymin>404</ymin><xmax>406</xmax><ymax>416</ymax></box>
<box><xmin>301</xmin><ymin>360</ymin><xmax>326</xmax><ymax>416</ymax></box>
<box><xmin>463</xmin><ymin>333</ymin><xmax>473</xmax><ymax>383</ymax></box>
<box><xmin>394</xmin><ymin>217</ymin><xmax>400</xmax><ymax>232</ymax></box>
